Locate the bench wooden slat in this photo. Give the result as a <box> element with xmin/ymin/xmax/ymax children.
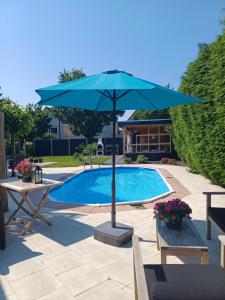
<box><xmin>133</xmin><ymin>236</ymin><xmax>149</xmax><ymax>300</ymax></box>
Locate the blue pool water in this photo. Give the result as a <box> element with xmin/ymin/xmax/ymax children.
<box><xmin>49</xmin><ymin>167</ymin><xmax>171</xmax><ymax>205</ymax></box>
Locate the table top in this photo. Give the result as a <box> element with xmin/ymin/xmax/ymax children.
<box><xmin>0</xmin><ymin>178</ymin><xmax>63</xmax><ymax>192</ymax></box>
<box><xmin>156</xmin><ymin>218</ymin><xmax>207</xmax><ymax>250</ymax></box>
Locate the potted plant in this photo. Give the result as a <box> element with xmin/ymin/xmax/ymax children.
<box><xmin>153</xmin><ymin>198</ymin><xmax>192</xmax><ymax>229</ymax></box>
<box><xmin>15</xmin><ymin>159</ymin><xmax>34</xmax><ymax>183</ymax></box>
<box><xmin>123</xmin><ymin>155</ymin><xmax>132</xmax><ymax>164</ymax></box>
<box><xmin>137</xmin><ymin>155</ymin><xmax>147</xmax><ymax>164</ymax></box>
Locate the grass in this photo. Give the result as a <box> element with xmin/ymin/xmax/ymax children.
<box><xmin>42</xmin><ymin>155</ymin><xmax>110</xmax><ymax>168</ymax></box>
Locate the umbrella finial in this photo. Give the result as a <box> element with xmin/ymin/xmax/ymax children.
<box><xmin>103</xmin><ymin>70</ymin><xmax>133</xmax><ymax>76</ymax></box>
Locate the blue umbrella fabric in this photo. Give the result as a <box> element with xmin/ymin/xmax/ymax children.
<box><xmin>36</xmin><ymin>70</ymin><xmax>202</xmax><ymax>111</ymax></box>
<box><xmin>36</xmin><ymin>70</ymin><xmax>202</xmax><ymax>228</ymax></box>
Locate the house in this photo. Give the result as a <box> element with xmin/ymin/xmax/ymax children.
<box><xmin>35</xmin><ymin>109</ymin><xmax>177</xmax><ymax>160</ymax></box>
<box><xmin>117</xmin><ymin>118</ymin><xmax>177</xmax><ymax>161</ymax></box>
<box><xmin>47</xmin><ymin>109</ymin><xmax>122</xmax><ymax>140</ymax></box>
<box><xmin>34</xmin><ymin>110</ymin><xmax>123</xmax><ymax>156</ymax></box>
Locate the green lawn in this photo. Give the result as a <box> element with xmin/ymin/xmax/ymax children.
<box><xmin>42</xmin><ymin>155</ymin><xmax>110</xmax><ymax>168</ymax></box>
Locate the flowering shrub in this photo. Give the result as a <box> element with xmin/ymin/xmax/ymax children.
<box><xmin>15</xmin><ymin>159</ymin><xmax>34</xmax><ymax>177</ymax></box>
<box><xmin>153</xmin><ymin>198</ymin><xmax>192</xmax><ymax>222</ymax></box>
<box><xmin>160</xmin><ymin>157</ymin><xmax>176</xmax><ymax>165</ymax></box>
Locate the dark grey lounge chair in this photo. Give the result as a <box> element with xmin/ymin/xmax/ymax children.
<box><xmin>133</xmin><ymin>235</ymin><xmax>225</xmax><ymax>300</ymax></box>
<box><xmin>204</xmin><ymin>192</ymin><xmax>225</xmax><ymax>240</ymax></box>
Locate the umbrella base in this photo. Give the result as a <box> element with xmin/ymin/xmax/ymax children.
<box><xmin>94</xmin><ymin>221</ymin><xmax>133</xmax><ymax>247</ymax></box>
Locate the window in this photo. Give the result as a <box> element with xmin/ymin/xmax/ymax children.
<box><xmin>136</xmin><ymin>135</ymin><xmax>148</xmax><ymax>144</ymax></box>
<box><xmin>125</xmin><ymin>124</ymin><xmax>172</xmax><ymax>153</ymax></box>
<box><xmin>48</xmin><ymin>126</ymin><xmax>58</xmax><ymax>134</ymax></box>
<box><xmin>149</xmin><ymin>135</ymin><xmax>159</xmax><ymax>144</ymax></box>
<box><xmin>160</xmin><ymin>135</ymin><xmax>170</xmax><ymax>143</ymax></box>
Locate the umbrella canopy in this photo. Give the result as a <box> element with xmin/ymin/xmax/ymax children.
<box><xmin>36</xmin><ymin>70</ymin><xmax>202</xmax><ymax>228</ymax></box>
<box><xmin>36</xmin><ymin>70</ymin><xmax>202</xmax><ymax>110</ymax></box>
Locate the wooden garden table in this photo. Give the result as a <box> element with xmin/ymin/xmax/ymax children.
<box><xmin>156</xmin><ymin>218</ymin><xmax>208</xmax><ymax>264</ymax></box>
<box><xmin>0</xmin><ymin>178</ymin><xmax>63</xmax><ymax>236</ymax></box>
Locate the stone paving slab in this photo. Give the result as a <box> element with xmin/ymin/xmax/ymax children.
<box><xmin>10</xmin><ymin>270</ymin><xmax>61</xmax><ymax>300</ymax></box>
<box><xmin>0</xmin><ymin>165</ymin><xmax>224</xmax><ymax>299</ymax></box>
<box><xmin>74</xmin><ymin>279</ymin><xmax>133</xmax><ymax>300</ymax></box>
<box><xmin>38</xmin><ymin>287</ymin><xmax>74</xmax><ymax>300</ymax></box>
<box><xmin>58</xmin><ymin>264</ymin><xmax>109</xmax><ymax>297</ymax></box>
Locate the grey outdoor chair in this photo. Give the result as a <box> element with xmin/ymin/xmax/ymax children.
<box><xmin>204</xmin><ymin>192</ymin><xmax>225</xmax><ymax>240</ymax></box>
<box><xmin>133</xmin><ymin>235</ymin><xmax>225</xmax><ymax>300</ymax></box>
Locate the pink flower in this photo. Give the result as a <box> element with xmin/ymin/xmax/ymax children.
<box><xmin>153</xmin><ymin>198</ymin><xmax>192</xmax><ymax>221</ymax></box>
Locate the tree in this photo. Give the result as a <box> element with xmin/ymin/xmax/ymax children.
<box><xmin>58</xmin><ymin>68</ymin><xmax>86</xmax><ymax>82</ymax></box>
<box><xmin>0</xmin><ymin>98</ymin><xmax>33</xmax><ymax>172</ymax></box>
<box><xmin>52</xmin><ymin>68</ymin><xmax>124</xmax><ymax>139</ymax></box>
<box><xmin>0</xmin><ymin>87</ymin><xmax>8</xmax><ymax>211</ymax></box>
<box><xmin>132</xmin><ymin>84</ymin><xmax>172</xmax><ymax>120</ymax></box>
<box><xmin>25</xmin><ymin>104</ymin><xmax>52</xmax><ymax>140</ymax></box>
<box><xmin>0</xmin><ymin>90</ymin><xmax>5</xmax><ymax>173</ymax></box>
<box><xmin>169</xmin><ymin>28</ymin><xmax>225</xmax><ymax>186</ymax></box>
<box><xmin>73</xmin><ymin>143</ymin><xmax>98</xmax><ymax>168</ymax></box>
<box><xmin>132</xmin><ymin>109</ymin><xmax>169</xmax><ymax>120</ymax></box>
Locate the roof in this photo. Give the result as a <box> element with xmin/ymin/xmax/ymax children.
<box><xmin>117</xmin><ymin>119</ymin><xmax>172</xmax><ymax>127</ymax></box>
<box><xmin>118</xmin><ymin>110</ymin><xmax>135</xmax><ymax>121</ymax></box>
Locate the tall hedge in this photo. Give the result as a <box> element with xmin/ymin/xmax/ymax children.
<box><xmin>170</xmin><ymin>30</ymin><xmax>225</xmax><ymax>187</ymax></box>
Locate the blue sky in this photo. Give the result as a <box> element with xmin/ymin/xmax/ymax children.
<box><xmin>0</xmin><ymin>0</ymin><xmax>224</xmax><ymax>113</ymax></box>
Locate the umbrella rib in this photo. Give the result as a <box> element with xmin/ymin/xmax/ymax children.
<box><xmin>135</xmin><ymin>90</ymin><xmax>158</xmax><ymax>110</ymax></box>
<box><xmin>38</xmin><ymin>90</ymin><xmax>72</xmax><ymax>104</ymax></box>
<box><xmin>116</xmin><ymin>90</ymin><xmax>133</xmax><ymax>100</ymax></box>
<box><xmin>95</xmin><ymin>93</ymin><xmax>104</xmax><ymax>111</ymax></box>
<box><xmin>105</xmin><ymin>90</ymin><xmax>113</xmax><ymax>99</ymax></box>
<box><xmin>96</xmin><ymin>90</ymin><xmax>112</xmax><ymax>99</ymax></box>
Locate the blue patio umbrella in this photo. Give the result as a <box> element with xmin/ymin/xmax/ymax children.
<box><xmin>36</xmin><ymin>70</ymin><xmax>202</xmax><ymax>230</ymax></box>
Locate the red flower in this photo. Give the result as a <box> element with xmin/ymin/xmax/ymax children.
<box><xmin>153</xmin><ymin>198</ymin><xmax>192</xmax><ymax>221</ymax></box>
<box><xmin>15</xmin><ymin>160</ymin><xmax>34</xmax><ymax>176</ymax></box>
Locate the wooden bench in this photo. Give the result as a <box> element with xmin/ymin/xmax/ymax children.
<box><xmin>203</xmin><ymin>192</ymin><xmax>225</xmax><ymax>240</ymax></box>
<box><xmin>133</xmin><ymin>235</ymin><xmax>225</xmax><ymax>300</ymax></box>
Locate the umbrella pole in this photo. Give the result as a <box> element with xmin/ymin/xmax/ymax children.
<box><xmin>111</xmin><ymin>96</ymin><xmax>116</xmax><ymax>228</ymax></box>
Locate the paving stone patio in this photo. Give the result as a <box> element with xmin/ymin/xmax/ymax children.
<box><xmin>0</xmin><ymin>164</ymin><xmax>224</xmax><ymax>299</ymax></box>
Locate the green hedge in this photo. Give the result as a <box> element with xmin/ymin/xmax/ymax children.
<box><xmin>170</xmin><ymin>30</ymin><xmax>225</xmax><ymax>187</ymax></box>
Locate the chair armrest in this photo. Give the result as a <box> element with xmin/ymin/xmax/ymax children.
<box><xmin>218</xmin><ymin>235</ymin><xmax>225</xmax><ymax>269</ymax></box>
<box><xmin>203</xmin><ymin>192</ymin><xmax>225</xmax><ymax>195</ymax></box>
<box><xmin>203</xmin><ymin>192</ymin><xmax>225</xmax><ymax>210</ymax></box>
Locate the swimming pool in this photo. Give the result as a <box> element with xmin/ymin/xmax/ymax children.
<box><xmin>49</xmin><ymin>167</ymin><xmax>173</xmax><ymax>205</ymax></box>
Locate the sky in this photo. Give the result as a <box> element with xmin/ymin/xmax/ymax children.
<box><xmin>0</xmin><ymin>0</ymin><xmax>224</xmax><ymax>119</ymax></box>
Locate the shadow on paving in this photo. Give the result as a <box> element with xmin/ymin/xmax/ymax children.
<box><xmin>0</xmin><ymin>224</ymin><xmax>42</xmax><ymax>295</ymax></box>
<box><xmin>33</xmin><ymin>211</ymin><xmax>94</xmax><ymax>246</ymax></box>
<box><xmin>0</xmin><ymin>210</ymin><xmax>94</xmax><ymax>281</ymax></box>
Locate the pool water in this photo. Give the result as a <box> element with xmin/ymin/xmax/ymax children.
<box><xmin>49</xmin><ymin>167</ymin><xmax>172</xmax><ymax>205</ymax></box>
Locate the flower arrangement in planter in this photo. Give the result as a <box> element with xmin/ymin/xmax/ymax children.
<box><xmin>160</xmin><ymin>157</ymin><xmax>176</xmax><ymax>165</ymax></box>
<box><xmin>15</xmin><ymin>159</ymin><xmax>34</xmax><ymax>182</ymax></box>
<box><xmin>153</xmin><ymin>198</ymin><xmax>192</xmax><ymax>229</ymax></box>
